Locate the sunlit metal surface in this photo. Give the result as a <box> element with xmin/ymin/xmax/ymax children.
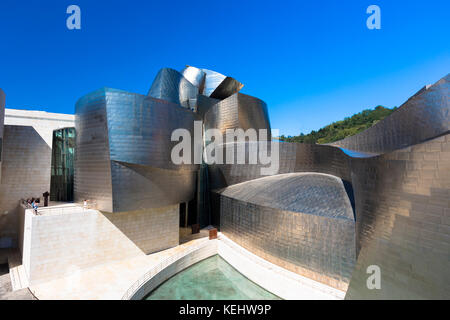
<box><xmin>209</xmin><ymin>142</ymin><xmax>351</xmax><ymax>190</ymax></box>
<box><xmin>201</xmin><ymin>68</ymin><xmax>227</xmax><ymax>97</ymax></box>
<box><xmin>213</xmin><ymin>134</ymin><xmax>450</xmax><ymax>297</ymax></box>
<box><xmin>196</xmin><ymin>95</ymin><xmax>220</xmax><ymax>117</ymax></box>
<box><xmin>219</xmin><ymin>172</ymin><xmax>356</xmax><ymax>291</ymax></box>
<box><xmin>75</xmin><ymin>88</ymin><xmax>198</xmax><ymax>213</ymax></box>
<box><xmin>346</xmin><ymin>134</ymin><xmax>450</xmax><ymax>299</ymax></box>
<box><xmin>329</xmin><ymin>74</ymin><xmax>450</xmax><ymax>154</ymax></box>
<box><xmin>210</xmin><ymin>77</ymin><xmax>244</xmax><ymax>100</ymax></box>
<box><xmin>180</xmin><ymin>65</ymin><xmax>206</xmax><ymax>91</ymax></box>
<box><xmin>71</xmin><ymin>68</ymin><xmax>450</xmax><ymax>298</ymax></box>
<box><xmin>148</xmin><ymin>68</ymin><xmax>199</xmax><ymax>109</ymax></box>
<box><xmin>204</xmin><ymin>93</ymin><xmax>271</xmax><ymax>140</ymax></box>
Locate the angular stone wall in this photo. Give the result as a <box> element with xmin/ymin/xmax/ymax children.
<box><xmin>0</xmin><ymin>109</ymin><xmax>74</xmax><ymax>248</ymax></box>
<box><xmin>22</xmin><ymin>204</ymin><xmax>179</xmax><ymax>285</ymax></box>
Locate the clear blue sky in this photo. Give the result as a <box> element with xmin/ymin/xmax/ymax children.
<box><xmin>0</xmin><ymin>0</ymin><xmax>448</xmax><ymax>136</ymax></box>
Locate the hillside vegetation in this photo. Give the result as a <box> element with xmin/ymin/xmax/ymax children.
<box><xmin>279</xmin><ymin>105</ymin><xmax>397</xmax><ymax>144</ymax></box>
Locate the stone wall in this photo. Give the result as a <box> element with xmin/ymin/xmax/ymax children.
<box><xmin>0</xmin><ymin>109</ymin><xmax>74</xmax><ymax>248</ymax></box>
<box><xmin>22</xmin><ymin>204</ymin><xmax>179</xmax><ymax>285</ymax></box>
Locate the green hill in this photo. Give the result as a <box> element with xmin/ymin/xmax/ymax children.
<box><xmin>279</xmin><ymin>105</ymin><xmax>397</xmax><ymax>144</ymax></box>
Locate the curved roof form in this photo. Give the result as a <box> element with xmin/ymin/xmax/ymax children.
<box><xmin>218</xmin><ymin>172</ymin><xmax>354</xmax><ymax>221</ymax></box>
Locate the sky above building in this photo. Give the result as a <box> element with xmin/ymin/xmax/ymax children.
<box><xmin>0</xmin><ymin>0</ymin><xmax>448</xmax><ymax>136</ymax></box>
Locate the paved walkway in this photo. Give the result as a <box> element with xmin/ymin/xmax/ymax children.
<box><xmin>30</xmin><ymin>238</ymin><xmax>210</xmax><ymax>300</ymax></box>
<box><xmin>0</xmin><ymin>273</ymin><xmax>36</xmax><ymax>300</ymax></box>
<box><xmin>29</xmin><ymin>235</ymin><xmax>344</xmax><ymax>300</ymax></box>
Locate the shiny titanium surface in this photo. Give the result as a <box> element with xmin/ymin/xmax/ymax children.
<box><xmin>204</xmin><ymin>93</ymin><xmax>271</xmax><ymax>140</ymax></box>
<box><xmin>72</xmin><ymin>67</ymin><xmax>449</xmax><ymax>299</ymax></box>
<box><xmin>218</xmin><ymin>173</ymin><xmax>356</xmax><ymax>291</ymax></box>
<box><xmin>329</xmin><ymin>74</ymin><xmax>450</xmax><ymax>154</ymax></box>
<box><xmin>74</xmin><ymin>87</ymin><xmax>198</xmax><ymax>212</ymax></box>
<box><xmin>209</xmin><ymin>74</ymin><xmax>449</xmax><ymax>298</ymax></box>
<box><xmin>180</xmin><ymin>66</ymin><xmax>206</xmax><ymax>92</ymax></box>
<box><xmin>148</xmin><ymin>68</ymin><xmax>199</xmax><ymax>109</ymax></box>
<box><xmin>201</xmin><ymin>68</ymin><xmax>227</xmax><ymax>97</ymax></box>
<box><xmin>210</xmin><ymin>77</ymin><xmax>244</xmax><ymax>100</ymax></box>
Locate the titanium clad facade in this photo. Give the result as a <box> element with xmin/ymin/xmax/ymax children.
<box><xmin>329</xmin><ymin>74</ymin><xmax>450</xmax><ymax>154</ymax></box>
<box><xmin>74</xmin><ymin>88</ymin><xmax>198</xmax><ymax>213</ymax></box>
<box><xmin>346</xmin><ymin>134</ymin><xmax>450</xmax><ymax>299</ymax></box>
<box><xmin>218</xmin><ymin>173</ymin><xmax>356</xmax><ymax>291</ymax></box>
<box><xmin>74</xmin><ymin>88</ymin><xmax>114</xmax><ymax>212</ymax></box>
<box><xmin>196</xmin><ymin>95</ymin><xmax>220</xmax><ymax>117</ymax></box>
<box><xmin>148</xmin><ymin>68</ymin><xmax>199</xmax><ymax>109</ymax></box>
<box><xmin>71</xmin><ymin>67</ymin><xmax>449</xmax><ymax>298</ymax></box>
<box><xmin>209</xmin><ymin>74</ymin><xmax>449</xmax><ymax>297</ymax></box>
<box><xmin>204</xmin><ymin>93</ymin><xmax>271</xmax><ymax>140</ymax></box>
<box><xmin>210</xmin><ymin>77</ymin><xmax>244</xmax><ymax>100</ymax></box>
<box><xmin>214</xmin><ymin>135</ymin><xmax>450</xmax><ymax>296</ymax></box>
<box><xmin>180</xmin><ymin>66</ymin><xmax>206</xmax><ymax>91</ymax></box>
<box><xmin>180</xmin><ymin>66</ymin><xmax>244</xmax><ymax>99</ymax></box>
<box><xmin>208</xmin><ymin>142</ymin><xmax>351</xmax><ymax>190</ymax></box>
<box><xmin>201</xmin><ymin>68</ymin><xmax>227</xmax><ymax>97</ymax></box>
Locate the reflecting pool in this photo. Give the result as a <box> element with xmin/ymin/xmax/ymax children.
<box><xmin>145</xmin><ymin>255</ymin><xmax>280</xmax><ymax>300</ymax></box>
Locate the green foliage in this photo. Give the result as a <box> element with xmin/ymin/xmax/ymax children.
<box><xmin>279</xmin><ymin>105</ymin><xmax>397</xmax><ymax>144</ymax></box>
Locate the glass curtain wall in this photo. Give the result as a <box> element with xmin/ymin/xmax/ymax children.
<box><xmin>50</xmin><ymin>127</ymin><xmax>75</xmax><ymax>201</ymax></box>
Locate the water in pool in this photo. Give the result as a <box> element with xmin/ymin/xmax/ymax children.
<box><xmin>145</xmin><ymin>255</ymin><xmax>280</xmax><ymax>300</ymax></box>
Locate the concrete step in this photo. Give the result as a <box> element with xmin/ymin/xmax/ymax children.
<box><xmin>8</xmin><ymin>251</ymin><xmax>29</xmax><ymax>291</ymax></box>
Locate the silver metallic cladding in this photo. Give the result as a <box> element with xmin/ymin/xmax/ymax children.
<box><xmin>210</xmin><ymin>77</ymin><xmax>244</xmax><ymax>100</ymax></box>
<box><xmin>75</xmin><ymin>88</ymin><xmax>198</xmax><ymax>213</ymax></box>
<box><xmin>201</xmin><ymin>68</ymin><xmax>227</xmax><ymax>97</ymax></box>
<box><xmin>204</xmin><ymin>93</ymin><xmax>271</xmax><ymax>140</ymax></box>
<box><xmin>329</xmin><ymin>74</ymin><xmax>450</xmax><ymax>154</ymax></box>
<box><xmin>210</xmin><ymin>74</ymin><xmax>449</xmax><ymax>296</ymax></box>
<box><xmin>148</xmin><ymin>68</ymin><xmax>199</xmax><ymax>109</ymax></box>
<box><xmin>75</xmin><ymin>88</ymin><xmax>114</xmax><ymax>212</ymax></box>
<box><xmin>72</xmin><ymin>69</ymin><xmax>449</xmax><ymax>298</ymax></box>
<box><xmin>180</xmin><ymin>66</ymin><xmax>206</xmax><ymax>91</ymax></box>
<box><xmin>219</xmin><ymin>173</ymin><xmax>356</xmax><ymax>291</ymax></box>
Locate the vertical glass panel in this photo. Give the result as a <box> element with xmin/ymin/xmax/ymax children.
<box><xmin>50</xmin><ymin>127</ymin><xmax>76</xmax><ymax>202</ymax></box>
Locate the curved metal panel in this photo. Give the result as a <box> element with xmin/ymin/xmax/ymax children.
<box><xmin>180</xmin><ymin>65</ymin><xmax>206</xmax><ymax>91</ymax></box>
<box><xmin>208</xmin><ymin>141</ymin><xmax>351</xmax><ymax>190</ymax></box>
<box><xmin>204</xmin><ymin>93</ymin><xmax>271</xmax><ymax>140</ymax></box>
<box><xmin>330</xmin><ymin>74</ymin><xmax>450</xmax><ymax>154</ymax></box>
<box><xmin>345</xmin><ymin>134</ymin><xmax>450</xmax><ymax>299</ymax></box>
<box><xmin>201</xmin><ymin>68</ymin><xmax>227</xmax><ymax>97</ymax></box>
<box><xmin>211</xmin><ymin>132</ymin><xmax>450</xmax><ymax>298</ymax></box>
<box><xmin>74</xmin><ymin>88</ymin><xmax>114</xmax><ymax>212</ymax></box>
<box><xmin>148</xmin><ymin>68</ymin><xmax>199</xmax><ymax>108</ymax></box>
<box><xmin>210</xmin><ymin>76</ymin><xmax>244</xmax><ymax>100</ymax></box>
<box><xmin>106</xmin><ymin>90</ymin><xmax>198</xmax><ymax>172</ymax></box>
<box><xmin>75</xmin><ymin>87</ymin><xmax>198</xmax><ymax>213</ymax></box>
<box><xmin>196</xmin><ymin>94</ymin><xmax>220</xmax><ymax>117</ymax></box>
<box><xmin>218</xmin><ymin>173</ymin><xmax>356</xmax><ymax>291</ymax></box>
